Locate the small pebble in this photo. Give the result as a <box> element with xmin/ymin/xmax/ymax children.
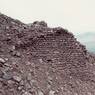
<box><xmin>11</xmin><ymin>46</ymin><xmax>15</xmax><ymax>51</ymax></box>
<box><xmin>16</xmin><ymin>52</ymin><xmax>21</xmax><ymax>57</ymax></box>
<box><xmin>27</xmin><ymin>73</ymin><xmax>32</xmax><ymax>80</ymax></box>
<box><xmin>25</xmin><ymin>82</ymin><xmax>31</xmax><ymax>89</ymax></box>
<box><xmin>0</xmin><ymin>58</ymin><xmax>6</xmax><ymax>63</ymax></box>
<box><xmin>8</xmin><ymin>80</ymin><xmax>14</xmax><ymax>84</ymax></box>
<box><xmin>3</xmin><ymin>73</ymin><xmax>12</xmax><ymax>80</ymax></box>
<box><xmin>12</xmin><ymin>51</ymin><xmax>21</xmax><ymax>57</ymax></box>
<box><xmin>18</xmin><ymin>86</ymin><xmax>23</xmax><ymax>90</ymax></box>
<box><xmin>22</xmin><ymin>91</ymin><xmax>31</xmax><ymax>95</ymax></box>
<box><xmin>38</xmin><ymin>90</ymin><xmax>44</xmax><ymax>95</ymax></box>
<box><xmin>26</xmin><ymin>61</ymin><xmax>31</xmax><ymax>65</ymax></box>
<box><xmin>49</xmin><ymin>90</ymin><xmax>55</xmax><ymax>95</ymax></box>
<box><xmin>39</xmin><ymin>59</ymin><xmax>43</xmax><ymax>63</ymax></box>
<box><xmin>6</xmin><ymin>26</ymin><xmax>10</xmax><ymax>29</ymax></box>
<box><xmin>13</xmin><ymin>75</ymin><xmax>21</xmax><ymax>82</ymax></box>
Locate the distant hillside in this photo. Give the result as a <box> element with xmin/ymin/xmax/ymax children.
<box><xmin>75</xmin><ymin>32</ymin><xmax>95</xmax><ymax>53</ymax></box>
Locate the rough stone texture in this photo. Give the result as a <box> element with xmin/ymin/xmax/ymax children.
<box><xmin>0</xmin><ymin>13</ymin><xmax>95</xmax><ymax>95</ymax></box>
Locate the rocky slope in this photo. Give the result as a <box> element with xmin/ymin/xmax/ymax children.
<box><xmin>0</xmin><ymin>13</ymin><xmax>95</xmax><ymax>95</ymax></box>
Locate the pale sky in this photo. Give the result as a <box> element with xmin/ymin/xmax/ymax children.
<box><xmin>0</xmin><ymin>0</ymin><xmax>95</xmax><ymax>34</ymax></box>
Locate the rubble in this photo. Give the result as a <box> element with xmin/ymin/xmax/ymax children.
<box><xmin>0</xmin><ymin>13</ymin><xmax>95</xmax><ymax>95</ymax></box>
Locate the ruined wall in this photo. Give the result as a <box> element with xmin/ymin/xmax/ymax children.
<box><xmin>15</xmin><ymin>26</ymin><xmax>87</xmax><ymax>75</ymax></box>
<box><xmin>0</xmin><ymin>13</ymin><xmax>95</xmax><ymax>95</ymax></box>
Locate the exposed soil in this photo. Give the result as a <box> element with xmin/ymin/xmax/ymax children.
<box><xmin>0</xmin><ymin>13</ymin><xmax>95</xmax><ymax>95</ymax></box>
